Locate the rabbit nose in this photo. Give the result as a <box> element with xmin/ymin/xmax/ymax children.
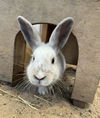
<box><xmin>34</xmin><ymin>75</ymin><xmax>46</xmax><ymax>80</ymax></box>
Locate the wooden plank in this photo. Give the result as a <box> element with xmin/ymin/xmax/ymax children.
<box><xmin>72</xmin><ymin>99</ymin><xmax>87</xmax><ymax>108</ymax></box>
<box><xmin>61</xmin><ymin>33</ymin><xmax>79</xmax><ymax>65</ymax></box>
<box><xmin>40</xmin><ymin>24</ymin><xmax>56</xmax><ymax>42</ymax></box>
<box><xmin>66</xmin><ymin>64</ymin><xmax>77</xmax><ymax>70</ymax></box>
<box><xmin>12</xmin><ymin>32</ymin><xmax>26</xmax><ymax>86</ymax></box>
<box><xmin>71</xmin><ymin>17</ymin><xmax>100</xmax><ymax>103</ymax></box>
<box><xmin>40</xmin><ymin>24</ymin><xmax>48</xmax><ymax>42</ymax></box>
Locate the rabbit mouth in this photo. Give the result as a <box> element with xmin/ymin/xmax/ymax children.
<box><xmin>30</xmin><ymin>76</ymin><xmax>52</xmax><ymax>87</ymax></box>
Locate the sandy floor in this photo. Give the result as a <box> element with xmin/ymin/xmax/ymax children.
<box><xmin>0</xmin><ymin>70</ymin><xmax>100</xmax><ymax>118</ymax></box>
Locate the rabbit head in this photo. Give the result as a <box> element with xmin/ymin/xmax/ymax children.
<box><xmin>17</xmin><ymin>16</ymin><xmax>74</xmax><ymax>88</ymax></box>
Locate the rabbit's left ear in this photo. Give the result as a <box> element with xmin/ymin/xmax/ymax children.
<box><xmin>48</xmin><ymin>17</ymin><xmax>74</xmax><ymax>52</ymax></box>
<box><xmin>17</xmin><ymin>16</ymin><xmax>41</xmax><ymax>50</ymax></box>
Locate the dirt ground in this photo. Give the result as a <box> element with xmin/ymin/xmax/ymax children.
<box><xmin>0</xmin><ymin>70</ymin><xmax>100</xmax><ymax>118</ymax></box>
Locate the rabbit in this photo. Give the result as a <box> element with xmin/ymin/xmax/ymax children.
<box><xmin>17</xmin><ymin>16</ymin><xmax>74</xmax><ymax>95</ymax></box>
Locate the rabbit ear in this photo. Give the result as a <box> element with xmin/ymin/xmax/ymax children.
<box><xmin>48</xmin><ymin>17</ymin><xmax>74</xmax><ymax>52</ymax></box>
<box><xmin>17</xmin><ymin>16</ymin><xmax>41</xmax><ymax>50</ymax></box>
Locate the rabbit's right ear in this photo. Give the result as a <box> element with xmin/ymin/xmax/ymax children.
<box><xmin>48</xmin><ymin>17</ymin><xmax>74</xmax><ymax>52</ymax></box>
<box><xmin>17</xmin><ymin>16</ymin><xmax>41</xmax><ymax>50</ymax></box>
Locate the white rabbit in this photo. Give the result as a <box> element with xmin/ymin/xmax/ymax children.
<box><xmin>17</xmin><ymin>16</ymin><xmax>74</xmax><ymax>95</ymax></box>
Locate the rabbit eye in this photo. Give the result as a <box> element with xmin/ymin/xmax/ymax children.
<box><xmin>51</xmin><ymin>58</ymin><xmax>55</xmax><ymax>64</ymax></box>
<box><xmin>33</xmin><ymin>56</ymin><xmax>35</xmax><ymax>61</ymax></box>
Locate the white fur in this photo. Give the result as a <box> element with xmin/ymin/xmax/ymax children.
<box><xmin>27</xmin><ymin>45</ymin><xmax>61</xmax><ymax>87</ymax></box>
<box><xmin>17</xmin><ymin>16</ymin><xmax>74</xmax><ymax>95</ymax></box>
<box><xmin>38</xmin><ymin>86</ymin><xmax>49</xmax><ymax>95</ymax></box>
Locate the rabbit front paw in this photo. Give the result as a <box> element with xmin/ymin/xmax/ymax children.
<box><xmin>38</xmin><ymin>87</ymin><xmax>48</xmax><ymax>95</ymax></box>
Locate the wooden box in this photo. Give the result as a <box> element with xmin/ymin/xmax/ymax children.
<box><xmin>0</xmin><ymin>0</ymin><xmax>100</xmax><ymax>108</ymax></box>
